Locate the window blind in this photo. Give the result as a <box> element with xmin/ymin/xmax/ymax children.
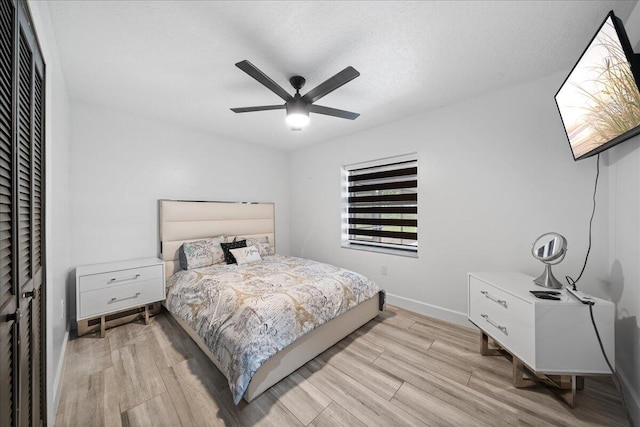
<box><xmin>345</xmin><ymin>157</ymin><xmax>417</xmax><ymax>252</ymax></box>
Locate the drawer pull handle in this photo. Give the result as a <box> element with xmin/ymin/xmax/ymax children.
<box><xmin>109</xmin><ymin>292</ymin><xmax>141</xmax><ymax>303</ymax></box>
<box><xmin>481</xmin><ymin>290</ymin><xmax>507</xmax><ymax>308</ymax></box>
<box><xmin>481</xmin><ymin>314</ymin><xmax>507</xmax><ymax>335</ymax></box>
<box><xmin>109</xmin><ymin>274</ymin><xmax>141</xmax><ymax>284</ymax></box>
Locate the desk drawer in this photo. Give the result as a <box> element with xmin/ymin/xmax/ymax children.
<box><xmin>469</xmin><ymin>276</ymin><xmax>532</xmax><ymax>326</ymax></box>
<box><xmin>471</xmin><ymin>303</ymin><xmax>534</xmax><ymax>363</ymax></box>
<box><xmin>79</xmin><ymin>278</ymin><xmax>164</xmax><ymax>319</ymax></box>
<box><xmin>78</xmin><ymin>264</ymin><xmax>163</xmax><ymax>293</ymax></box>
<box><xmin>469</xmin><ymin>275</ymin><xmax>534</xmax><ymax>363</ymax></box>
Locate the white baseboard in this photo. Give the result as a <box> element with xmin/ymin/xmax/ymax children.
<box><xmin>617</xmin><ymin>366</ymin><xmax>640</xmax><ymax>426</ymax></box>
<box><xmin>385</xmin><ymin>293</ymin><xmax>472</xmax><ymax>329</ymax></box>
<box><xmin>49</xmin><ymin>329</ymin><xmax>69</xmax><ymax>426</ymax></box>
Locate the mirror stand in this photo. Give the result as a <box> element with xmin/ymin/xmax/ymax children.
<box><xmin>531</xmin><ymin>232</ymin><xmax>567</xmax><ymax>289</ymax></box>
<box><xmin>533</xmin><ymin>264</ymin><xmax>563</xmax><ymax>289</ymax></box>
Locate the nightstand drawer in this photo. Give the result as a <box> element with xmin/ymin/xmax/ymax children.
<box><xmin>78</xmin><ymin>264</ymin><xmax>163</xmax><ymax>293</ymax></box>
<box><xmin>469</xmin><ymin>276</ymin><xmax>532</xmax><ymax>326</ymax></box>
<box><xmin>79</xmin><ymin>278</ymin><xmax>164</xmax><ymax>319</ymax></box>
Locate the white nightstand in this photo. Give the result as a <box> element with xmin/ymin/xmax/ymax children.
<box><xmin>76</xmin><ymin>257</ymin><xmax>165</xmax><ymax>337</ymax></box>
<box><xmin>468</xmin><ymin>272</ymin><xmax>615</xmax><ymax>407</ymax></box>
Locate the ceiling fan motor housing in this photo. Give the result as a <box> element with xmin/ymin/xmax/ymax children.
<box><xmin>290</xmin><ymin>76</ymin><xmax>306</xmax><ymax>92</ymax></box>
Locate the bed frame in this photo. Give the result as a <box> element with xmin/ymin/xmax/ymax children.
<box><xmin>158</xmin><ymin>199</ymin><xmax>380</xmax><ymax>402</ymax></box>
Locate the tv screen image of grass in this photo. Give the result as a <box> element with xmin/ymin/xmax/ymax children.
<box><xmin>556</xmin><ymin>16</ymin><xmax>640</xmax><ymax>159</ymax></box>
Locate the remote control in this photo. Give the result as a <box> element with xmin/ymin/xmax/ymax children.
<box><xmin>566</xmin><ymin>287</ymin><xmax>594</xmax><ymax>304</ymax></box>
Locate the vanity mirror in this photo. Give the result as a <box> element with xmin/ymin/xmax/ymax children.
<box><xmin>532</xmin><ymin>232</ymin><xmax>567</xmax><ymax>289</ymax></box>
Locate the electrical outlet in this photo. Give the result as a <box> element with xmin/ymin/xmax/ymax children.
<box><xmin>60</xmin><ymin>299</ymin><xmax>65</xmax><ymax>318</ymax></box>
<box><xmin>381</xmin><ymin>265</ymin><xmax>388</xmax><ymax>276</ymax></box>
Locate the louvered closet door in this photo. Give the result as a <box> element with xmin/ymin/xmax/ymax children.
<box><xmin>29</xmin><ymin>61</ymin><xmax>43</xmax><ymax>427</ymax></box>
<box><xmin>17</xmin><ymin>24</ymin><xmax>34</xmax><ymax>427</ymax></box>
<box><xmin>0</xmin><ymin>0</ymin><xmax>46</xmax><ymax>426</ymax></box>
<box><xmin>0</xmin><ymin>0</ymin><xmax>17</xmax><ymax>426</ymax></box>
<box><xmin>16</xmin><ymin>2</ymin><xmax>45</xmax><ymax>425</ymax></box>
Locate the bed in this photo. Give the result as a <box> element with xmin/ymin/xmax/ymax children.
<box><xmin>158</xmin><ymin>200</ymin><xmax>383</xmax><ymax>403</ymax></box>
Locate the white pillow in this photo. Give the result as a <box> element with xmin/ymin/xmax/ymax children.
<box><xmin>229</xmin><ymin>245</ymin><xmax>262</xmax><ymax>265</ymax></box>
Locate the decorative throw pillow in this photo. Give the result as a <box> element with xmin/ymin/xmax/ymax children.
<box><xmin>221</xmin><ymin>239</ymin><xmax>247</xmax><ymax>264</ymax></box>
<box><xmin>178</xmin><ymin>235</ymin><xmax>227</xmax><ymax>270</ymax></box>
<box><xmin>238</xmin><ymin>236</ymin><xmax>274</xmax><ymax>256</ymax></box>
<box><xmin>208</xmin><ymin>235</ymin><xmax>228</xmax><ymax>265</ymax></box>
<box><xmin>230</xmin><ymin>246</ymin><xmax>262</xmax><ymax>265</ymax></box>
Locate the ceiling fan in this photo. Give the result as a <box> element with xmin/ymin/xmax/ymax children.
<box><xmin>230</xmin><ymin>60</ymin><xmax>360</xmax><ymax>131</ymax></box>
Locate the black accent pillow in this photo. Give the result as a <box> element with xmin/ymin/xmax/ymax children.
<box><xmin>221</xmin><ymin>240</ymin><xmax>247</xmax><ymax>264</ymax></box>
<box><xmin>178</xmin><ymin>245</ymin><xmax>188</xmax><ymax>270</ymax></box>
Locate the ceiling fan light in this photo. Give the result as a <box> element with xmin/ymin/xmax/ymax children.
<box><xmin>286</xmin><ymin>113</ymin><xmax>310</xmax><ymax>128</ymax></box>
<box><xmin>286</xmin><ymin>97</ymin><xmax>310</xmax><ymax>129</ymax></box>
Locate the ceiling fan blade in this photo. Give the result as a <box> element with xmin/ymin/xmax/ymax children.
<box><xmin>230</xmin><ymin>105</ymin><xmax>285</xmax><ymax>113</ymax></box>
<box><xmin>302</xmin><ymin>66</ymin><xmax>360</xmax><ymax>104</ymax></box>
<box><xmin>236</xmin><ymin>60</ymin><xmax>293</xmax><ymax>102</ymax></box>
<box><xmin>310</xmin><ymin>105</ymin><xmax>360</xmax><ymax>120</ymax></box>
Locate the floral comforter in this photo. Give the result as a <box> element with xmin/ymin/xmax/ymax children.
<box><xmin>165</xmin><ymin>255</ymin><xmax>384</xmax><ymax>404</ymax></box>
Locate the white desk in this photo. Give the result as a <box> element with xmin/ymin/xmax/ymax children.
<box><xmin>468</xmin><ymin>272</ymin><xmax>615</xmax><ymax>406</ymax></box>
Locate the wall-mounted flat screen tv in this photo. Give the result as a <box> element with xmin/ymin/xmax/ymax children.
<box><xmin>555</xmin><ymin>10</ymin><xmax>640</xmax><ymax>161</ymax></box>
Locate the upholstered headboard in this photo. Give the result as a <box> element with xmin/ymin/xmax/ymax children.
<box><xmin>158</xmin><ymin>200</ymin><xmax>275</xmax><ymax>278</ymax></box>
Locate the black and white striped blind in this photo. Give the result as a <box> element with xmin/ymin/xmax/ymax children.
<box><xmin>344</xmin><ymin>155</ymin><xmax>418</xmax><ymax>252</ymax></box>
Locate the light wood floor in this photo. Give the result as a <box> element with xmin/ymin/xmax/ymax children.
<box><xmin>55</xmin><ymin>305</ymin><xmax>629</xmax><ymax>426</ymax></box>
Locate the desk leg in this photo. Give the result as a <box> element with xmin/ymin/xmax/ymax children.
<box><xmin>481</xmin><ymin>334</ymin><xmax>583</xmax><ymax>408</ymax></box>
<box><xmin>553</xmin><ymin>375</ymin><xmax>577</xmax><ymax>408</ymax></box>
<box><xmin>144</xmin><ymin>305</ymin><xmax>150</xmax><ymax>325</ymax></box>
<box><xmin>545</xmin><ymin>375</ymin><xmax>582</xmax><ymax>407</ymax></box>
<box><xmin>100</xmin><ymin>316</ymin><xmax>106</xmax><ymax>338</ymax></box>
<box><xmin>480</xmin><ymin>331</ymin><xmax>503</xmax><ymax>356</ymax></box>
<box><xmin>513</xmin><ymin>357</ymin><xmax>537</xmax><ymax>388</ymax></box>
<box><xmin>512</xmin><ymin>358</ymin><xmax>579</xmax><ymax>408</ymax></box>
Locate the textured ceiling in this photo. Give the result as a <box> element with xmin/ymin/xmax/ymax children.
<box><xmin>47</xmin><ymin>1</ymin><xmax>638</xmax><ymax>151</ymax></box>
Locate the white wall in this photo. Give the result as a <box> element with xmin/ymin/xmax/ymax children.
<box><xmin>289</xmin><ymin>72</ymin><xmax>609</xmax><ymax>326</ymax></box>
<box><xmin>606</xmin><ymin>3</ymin><xmax>640</xmax><ymax>423</ymax></box>
<box><xmin>28</xmin><ymin>2</ymin><xmax>71</xmax><ymax>425</ymax></box>
<box><xmin>70</xmin><ymin>101</ymin><xmax>290</xmax><ymax>268</ymax></box>
<box><xmin>608</xmin><ymin>137</ymin><xmax>640</xmax><ymax>424</ymax></box>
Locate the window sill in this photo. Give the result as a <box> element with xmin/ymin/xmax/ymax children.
<box><xmin>341</xmin><ymin>242</ymin><xmax>418</xmax><ymax>258</ymax></box>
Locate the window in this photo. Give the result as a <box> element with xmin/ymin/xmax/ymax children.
<box><xmin>342</xmin><ymin>154</ymin><xmax>418</xmax><ymax>256</ymax></box>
